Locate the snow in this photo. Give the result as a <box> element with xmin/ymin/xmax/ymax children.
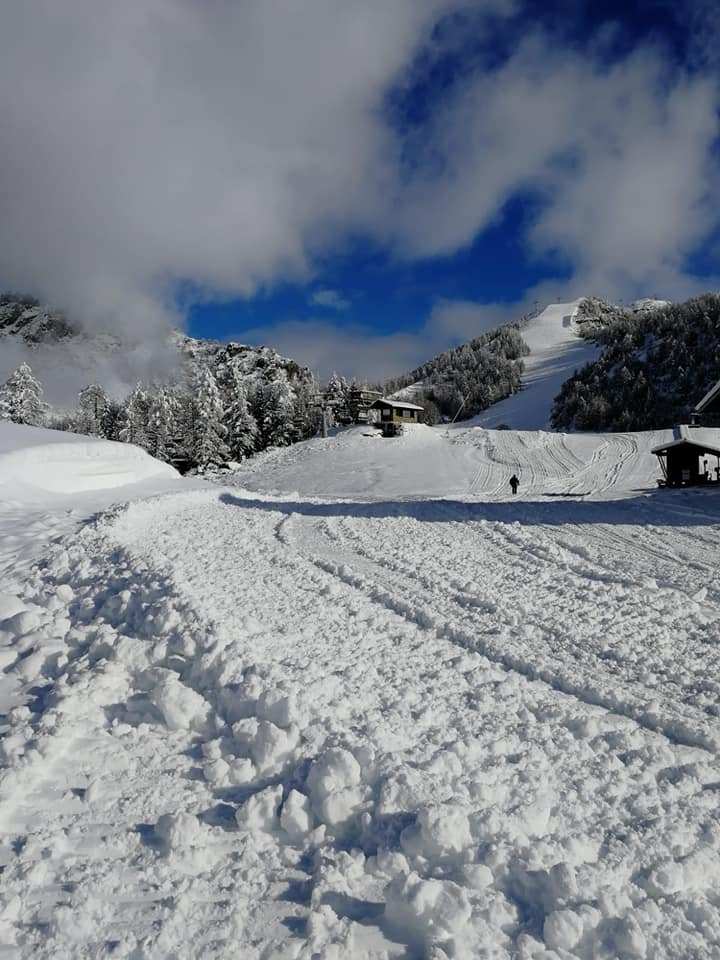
<box><xmin>0</xmin><ymin>421</ymin><xmax>179</xmax><ymax>494</ymax></box>
<box><xmin>468</xmin><ymin>300</ymin><xmax>600</xmax><ymax>430</ymax></box>
<box><xmin>4</xmin><ymin>421</ymin><xmax>720</xmax><ymax>957</ymax></box>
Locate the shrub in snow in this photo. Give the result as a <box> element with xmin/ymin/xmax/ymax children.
<box><xmin>385</xmin><ymin>872</ymin><xmax>472</xmax><ymax>951</ymax></box>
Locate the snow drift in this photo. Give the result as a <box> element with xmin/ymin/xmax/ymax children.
<box><xmin>0</xmin><ymin>422</ymin><xmax>178</xmax><ymax>494</ymax></box>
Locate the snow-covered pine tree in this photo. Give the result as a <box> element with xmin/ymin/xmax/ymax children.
<box><xmin>256</xmin><ymin>376</ymin><xmax>296</xmax><ymax>449</ymax></box>
<box><xmin>0</xmin><ymin>362</ymin><xmax>47</xmax><ymax>426</ymax></box>
<box><xmin>119</xmin><ymin>383</ymin><xmax>151</xmax><ymax>448</ymax></box>
<box><xmin>222</xmin><ymin>366</ymin><xmax>257</xmax><ymax>460</ymax></box>
<box><xmin>146</xmin><ymin>386</ymin><xmax>179</xmax><ymax>462</ymax></box>
<box><xmin>192</xmin><ymin>364</ymin><xmax>229</xmax><ymax>469</ymax></box>
<box><xmin>78</xmin><ymin>383</ymin><xmax>110</xmax><ymax>436</ymax></box>
<box><xmin>291</xmin><ymin>377</ymin><xmax>318</xmax><ymax>442</ymax></box>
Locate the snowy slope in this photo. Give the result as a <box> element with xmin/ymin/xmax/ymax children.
<box><xmin>467</xmin><ymin>300</ymin><xmax>600</xmax><ymax>429</ymax></box>
<box><xmin>4</xmin><ymin>424</ymin><xmax>720</xmax><ymax>957</ymax></box>
<box><xmin>229</xmin><ymin>422</ymin><xmax>670</xmax><ymax>500</ymax></box>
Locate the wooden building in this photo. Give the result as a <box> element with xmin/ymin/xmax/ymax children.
<box><xmin>370</xmin><ymin>398</ymin><xmax>425</xmax><ymax>437</ymax></box>
<box><xmin>337</xmin><ymin>388</ymin><xmax>382</xmax><ymax>425</ymax></box>
<box><xmin>652</xmin><ymin>425</ymin><xmax>720</xmax><ymax>487</ymax></box>
<box><xmin>692</xmin><ymin>380</ymin><xmax>720</xmax><ymax>427</ymax></box>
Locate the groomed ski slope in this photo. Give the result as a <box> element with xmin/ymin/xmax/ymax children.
<box><xmin>3</xmin><ymin>424</ymin><xmax>720</xmax><ymax>958</ymax></box>
<box><xmin>468</xmin><ymin>300</ymin><xmax>600</xmax><ymax>430</ymax></box>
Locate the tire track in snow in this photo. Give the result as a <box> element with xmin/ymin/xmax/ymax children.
<box><xmin>284</xmin><ymin>512</ymin><xmax>720</xmax><ymax>754</ymax></box>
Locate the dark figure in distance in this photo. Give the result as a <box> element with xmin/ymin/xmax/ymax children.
<box><xmin>509</xmin><ymin>474</ymin><xmax>519</xmax><ymax>495</ymax></box>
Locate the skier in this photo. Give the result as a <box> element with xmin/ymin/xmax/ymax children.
<box><xmin>509</xmin><ymin>474</ymin><xmax>519</xmax><ymax>495</ymax></box>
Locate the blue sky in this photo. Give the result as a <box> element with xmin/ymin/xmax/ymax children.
<box><xmin>1</xmin><ymin>0</ymin><xmax>719</xmax><ymax>382</ymax></box>
<box><xmin>185</xmin><ymin>0</ymin><xmax>720</xmax><ymax>378</ymax></box>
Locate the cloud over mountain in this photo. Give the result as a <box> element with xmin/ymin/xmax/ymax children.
<box><xmin>0</xmin><ymin>1</ymin><xmax>718</xmax><ymax>380</ymax></box>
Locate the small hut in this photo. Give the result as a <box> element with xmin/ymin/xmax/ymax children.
<box><xmin>370</xmin><ymin>398</ymin><xmax>424</xmax><ymax>437</ymax></box>
<box><xmin>652</xmin><ymin>425</ymin><xmax>720</xmax><ymax>487</ymax></box>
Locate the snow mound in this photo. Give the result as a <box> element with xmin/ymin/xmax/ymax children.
<box><xmin>0</xmin><ymin>422</ymin><xmax>178</xmax><ymax>494</ymax></box>
<box><xmin>469</xmin><ymin>300</ymin><xmax>599</xmax><ymax>430</ymax></box>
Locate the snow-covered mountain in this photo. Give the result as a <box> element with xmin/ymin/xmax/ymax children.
<box><xmin>0</xmin><ymin>295</ymin><xmax>76</xmax><ymax>343</ymax></box>
<box><xmin>0</xmin><ymin>293</ymin><xmax>313</xmax><ymax>403</ymax></box>
<box><xmin>467</xmin><ymin>300</ymin><xmax>600</xmax><ymax>430</ymax></box>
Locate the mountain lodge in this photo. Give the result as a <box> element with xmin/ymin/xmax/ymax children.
<box><xmin>371</xmin><ymin>398</ymin><xmax>425</xmax><ymax>437</ymax></box>
<box><xmin>652</xmin><ymin>425</ymin><xmax>720</xmax><ymax>487</ymax></box>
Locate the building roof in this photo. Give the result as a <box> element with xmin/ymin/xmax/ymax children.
<box><xmin>371</xmin><ymin>398</ymin><xmax>425</xmax><ymax>411</ymax></box>
<box><xmin>651</xmin><ymin>424</ymin><xmax>720</xmax><ymax>456</ymax></box>
<box><xmin>694</xmin><ymin>379</ymin><xmax>720</xmax><ymax>413</ymax></box>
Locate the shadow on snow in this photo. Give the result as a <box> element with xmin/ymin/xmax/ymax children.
<box><xmin>218</xmin><ymin>490</ymin><xmax>720</xmax><ymax>528</ymax></box>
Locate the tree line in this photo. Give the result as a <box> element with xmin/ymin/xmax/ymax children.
<box><xmin>0</xmin><ymin>355</ymin><xmax>319</xmax><ymax>471</ymax></box>
<box><xmin>384</xmin><ymin>325</ymin><xmax>530</xmax><ymax>421</ymax></box>
<box><xmin>551</xmin><ymin>294</ymin><xmax>720</xmax><ymax>431</ymax></box>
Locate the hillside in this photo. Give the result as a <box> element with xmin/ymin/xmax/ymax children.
<box><xmin>458</xmin><ymin>300</ymin><xmax>597</xmax><ymax>429</ymax></box>
<box><xmin>385</xmin><ymin>323</ymin><xmax>529</xmax><ymax>421</ymax></box>
<box><xmin>551</xmin><ymin>293</ymin><xmax>720</xmax><ymax>431</ymax></box>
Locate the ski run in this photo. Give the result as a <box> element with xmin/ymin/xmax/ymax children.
<box><xmin>5</xmin><ymin>421</ymin><xmax>720</xmax><ymax>959</ymax></box>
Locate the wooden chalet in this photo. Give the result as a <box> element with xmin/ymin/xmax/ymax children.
<box><xmin>652</xmin><ymin>425</ymin><xmax>720</xmax><ymax>487</ymax></box>
<box><xmin>370</xmin><ymin>398</ymin><xmax>424</xmax><ymax>437</ymax></box>
<box><xmin>692</xmin><ymin>379</ymin><xmax>720</xmax><ymax>427</ymax></box>
<box><xmin>337</xmin><ymin>388</ymin><xmax>382</xmax><ymax>425</ymax></box>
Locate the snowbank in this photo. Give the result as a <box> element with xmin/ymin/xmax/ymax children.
<box><xmin>0</xmin><ymin>422</ymin><xmax>178</xmax><ymax>494</ymax></box>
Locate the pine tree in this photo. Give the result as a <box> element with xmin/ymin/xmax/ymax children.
<box><xmin>146</xmin><ymin>387</ymin><xmax>178</xmax><ymax>462</ymax></box>
<box><xmin>119</xmin><ymin>383</ymin><xmax>151</xmax><ymax>448</ymax></box>
<box><xmin>256</xmin><ymin>377</ymin><xmax>295</xmax><ymax>449</ymax></box>
<box><xmin>192</xmin><ymin>365</ymin><xmax>229</xmax><ymax>468</ymax></box>
<box><xmin>78</xmin><ymin>383</ymin><xmax>110</xmax><ymax>436</ymax></box>
<box><xmin>0</xmin><ymin>362</ymin><xmax>47</xmax><ymax>426</ymax></box>
<box><xmin>223</xmin><ymin>367</ymin><xmax>257</xmax><ymax>460</ymax></box>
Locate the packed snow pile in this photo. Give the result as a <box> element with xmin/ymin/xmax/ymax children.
<box><xmin>470</xmin><ymin>300</ymin><xmax>600</xmax><ymax>430</ymax></box>
<box><xmin>0</xmin><ymin>421</ymin><xmax>178</xmax><ymax>494</ymax></box>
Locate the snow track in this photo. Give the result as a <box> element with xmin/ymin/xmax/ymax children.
<box><xmin>6</xmin><ymin>423</ymin><xmax>720</xmax><ymax>957</ymax></box>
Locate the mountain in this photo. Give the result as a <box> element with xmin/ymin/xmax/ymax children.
<box><xmin>551</xmin><ymin>293</ymin><xmax>720</xmax><ymax>431</ymax></box>
<box><xmin>385</xmin><ymin>323</ymin><xmax>530</xmax><ymax>422</ymax></box>
<box><xmin>465</xmin><ymin>300</ymin><xmax>599</xmax><ymax>430</ymax></box>
<box><xmin>0</xmin><ymin>294</ymin><xmax>314</xmax><ymax>399</ymax></box>
<box><xmin>0</xmin><ymin>294</ymin><xmax>76</xmax><ymax>343</ymax></box>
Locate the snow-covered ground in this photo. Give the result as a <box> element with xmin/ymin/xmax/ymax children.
<box><xmin>4</xmin><ymin>422</ymin><xmax>720</xmax><ymax>958</ymax></box>
<box><xmin>468</xmin><ymin>301</ymin><xmax>600</xmax><ymax>430</ymax></box>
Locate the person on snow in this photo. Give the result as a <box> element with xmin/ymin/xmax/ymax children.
<box><xmin>509</xmin><ymin>474</ymin><xmax>519</xmax><ymax>495</ymax></box>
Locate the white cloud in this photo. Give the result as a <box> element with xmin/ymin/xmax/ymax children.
<box><xmin>309</xmin><ymin>288</ymin><xmax>351</xmax><ymax>311</ymax></box>
<box><xmin>242</xmin><ymin>299</ymin><xmax>523</xmax><ymax>381</ymax></box>
<box><xmin>1</xmin><ymin>2</ymin><xmax>719</xmax><ymax>387</ymax></box>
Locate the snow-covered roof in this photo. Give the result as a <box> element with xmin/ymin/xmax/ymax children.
<box><xmin>651</xmin><ymin>424</ymin><xmax>720</xmax><ymax>456</ymax></box>
<box><xmin>372</xmin><ymin>398</ymin><xmax>425</xmax><ymax>411</ymax></box>
<box><xmin>694</xmin><ymin>379</ymin><xmax>720</xmax><ymax>413</ymax></box>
